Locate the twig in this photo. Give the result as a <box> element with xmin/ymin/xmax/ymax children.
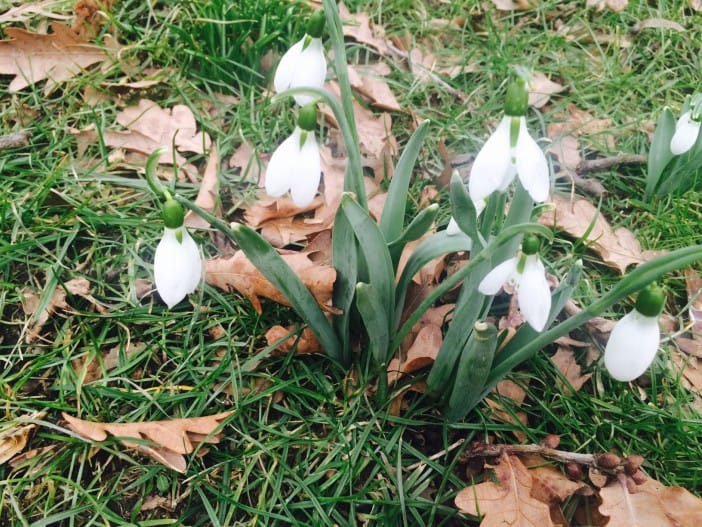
<box><xmin>0</xmin><ymin>130</ymin><xmax>31</xmax><ymax>150</ymax></box>
<box><xmin>469</xmin><ymin>443</ymin><xmax>597</xmax><ymax>465</ymax></box>
<box><xmin>577</xmin><ymin>154</ymin><xmax>646</xmax><ymax>174</ymax></box>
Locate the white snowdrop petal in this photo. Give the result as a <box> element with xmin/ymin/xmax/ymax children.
<box><xmin>469</xmin><ymin>116</ymin><xmax>513</xmax><ymax>204</ymax></box>
<box><xmin>154</xmin><ymin>228</ymin><xmax>202</xmax><ymax>308</ymax></box>
<box><xmin>265</xmin><ymin>130</ymin><xmax>301</xmax><ymax>198</ymax></box>
<box><xmin>446</xmin><ymin>217</ymin><xmax>461</xmax><ymax>236</ymax></box>
<box><xmin>670</xmin><ymin>111</ymin><xmax>701</xmax><ymax>155</ymax></box>
<box><xmin>517</xmin><ymin>255</ymin><xmax>551</xmax><ymax>331</ymax></box>
<box><xmin>290</xmin><ymin>132</ymin><xmax>321</xmax><ymax>207</ymax></box>
<box><xmin>290</xmin><ymin>38</ymin><xmax>327</xmax><ymax>106</ymax></box>
<box><xmin>604</xmin><ymin>310</ymin><xmax>660</xmax><ymax>382</ymax></box>
<box><xmin>515</xmin><ymin>118</ymin><xmax>550</xmax><ymax>202</ymax></box>
<box><xmin>478</xmin><ymin>257</ymin><xmax>518</xmax><ymax>295</ymax></box>
<box><xmin>273</xmin><ymin>39</ymin><xmax>305</xmax><ymax>94</ymax></box>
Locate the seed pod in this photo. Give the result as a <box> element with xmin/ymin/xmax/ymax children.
<box><xmin>631</xmin><ymin>469</ymin><xmax>648</xmax><ymax>485</ymax></box>
<box><xmin>624</xmin><ymin>454</ymin><xmax>645</xmax><ymax>475</ymax></box>
<box><xmin>595</xmin><ymin>453</ymin><xmax>621</xmax><ymax>469</ymax></box>
<box><xmin>566</xmin><ymin>462</ymin><xmax>583</xmax><ymax>480</ymax></box>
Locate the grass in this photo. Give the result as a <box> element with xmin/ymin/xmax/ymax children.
<box><xmin>1</xmin><ymin>0</ymin><xmax>702</xmax><ymax>525</ymax></box>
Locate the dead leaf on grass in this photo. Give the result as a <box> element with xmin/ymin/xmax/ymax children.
<box><xmin>550</xmin><ymin>346</ymin><xmax>592</xmax><ymax>394</ymax></box>
<box><xmin>0</xmin><ymin>411</ymin><xmax>46</xmax><ymax>465</ymax></box>
<box><xmin>0</xmin><ymin>1</ymin><xmax>72</xmax><ymax>24</ymax></box>
<box><xmin>486</xmin><ymin>380</ymin><xmax>529</xmax><ymax>441</ymax></box>
<box><xmin>528</xmin><ymin>72</ymin><xmax>565</xmax><ymax>109</ymax></box>
<box><xmin>184</xmin><ymin>145</ymin><xmax>220</xmax><ymax>229</ymax></box>
<box><xmin>548</xmin><ymin>103</ymin><xmax>615</xmax><ymax>151</ymax></box>
<box><xmin>71</xmin><ymin>99</ymin><xmax>211</xmax><ymax>167</ymax></box>
<box><xmin>72</xmin><ymin>342</ymin><xmax>144</xmax><ymax>385</ymax></box>
<box><xmin>599</xmin><ymin>474</ymin><xmax>702</xmax><ymax>527</ymax></box>
<box><xmin>492</xmin><ymin>0</ymin><xmax>535</xmax><ymax>10</ymax></box>
<box><xmin>387</xmin><ymin>323</ymin><xmax>443</xmax><ymax>386</ymax></box>
<box><xmin>0</xmin><ymin>22</ymin><xmax>107</xmax><ymax>93</ymax></box>
<box><xmin>63</xmin><ymin>411</ymin><xmax>232</xmax><ymax>473</ymax></box>
<box><xmin>205</xmin><ymin>251</ymin><xmax>336</xmax><ymax>314</ymax></box>
<box><xmin>638</xmin><ymin>18</ymin><xmax>686</xmax><ymax>32</ymax></box>
<box><xmin>455</xmin><ymin>454</ymin><xmax>557</xmax><ymax>527</ymax></box>
<box><xmin>22</xmin><ymin>277</ymin><xmax>107</xmax><ymax>343</ymax></box>
<box><xmin>348</xmin><ymin>63</ymin><xmax>401</xmax><ymax>112</ymax></box>
<box><xmin>229</xmin><ymin>140</ymin><xmax>264</xmax><ymax>183</ymax></box>
<box><xmin>265</xmin><ymin>325</ymin><xmax>323</xmax><ymax>355</ymax></box>
<box><xmin>586</xmin><ymin>0</ymin><xmax>628</xmax><ymax>12</ymax></box>
<box><xmin>339</xmin><ymin>2</ymin><xmax>392</xmax><ymax>56</ymax></box>
<box><xmin>540</xmin><ymin>194</ymin><xmax>663</xmax><ymax>274</ymax></box>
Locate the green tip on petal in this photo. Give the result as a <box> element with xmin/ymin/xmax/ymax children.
<box><xmin>306</xmin><ymin>9</ymin><xmax>325</xmax><ymax>39</ymax></box>
<box><xmin>521</xmin><ymin>233</ymin><xmax>540</xmax><ymax>255</ymax></box>
<box><xmin>635</xmin><ymin>282</ymin><xmax>665</xmax><ymax>317</ymax></box>
<box><xmin>298</xmin><ymin>103</ymin><xmax>318</xmax><ymax>131</ymax></box>
<box><xmin>162</xmin><ymin>199</ymin><xmax>185</xmax><ymax>229</ymax></box>
<box><xmin>504</xmin><ymin>78</ymin><xmax>528</xmax><ymax>117</ymax></box>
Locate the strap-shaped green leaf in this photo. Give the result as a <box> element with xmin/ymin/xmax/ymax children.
<box><xmin>230</xmin><ymin>222</ymin><xmax>342</xmax><ymax>363</ymax></box>
<box><xmin>379</xmin><ymin>120</ymin><xmax>431</xmax><ymax>242</ymax></box>
<box><xmin>356</xmin><ymin>282</ymin><xmax>390</xmax><ymax>364</ymax></box>
<box><xmin>387</xmin><ymin>203</ymin><xmax>439</xmax><ymax>266</ymax></box>
<box><xmin>645</xmin><ymin>108</ymin><xmax>676</xmax><ymax>200</ymax></box>
<box><xmin>340</xmin><ymin>193</ymin><xmax>395</xmax><ymax>320</ymax></box>
<box><xmin>332</xmin><ymin>208</ymin><xmax>357</xmax><ymax>365</ymax></box>
<box><xmin>444</xmin><ymin>321</ymin><xmax>498</xmax><ymax>422</ymax></box>
<box><xmin>449</xmin><ymin>172</ymin><xmax>480</xmax><ymax>243</ymax></box>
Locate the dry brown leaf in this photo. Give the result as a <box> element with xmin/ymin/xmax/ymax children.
<box><xmin>586</xmin><ymin>0</ymin><xmax>628</xmax><ymax>12</ymax></box>
<box><xmin>550</xmin><ymin>347</ymin><xmax>592</xmax><ymax>394</ymax></box>
<box><xmin>0</xmin><ymin>22</ymin><xmax>106</xmax><ymax>93</ymax></box>
<box><xmin>72</xmin><ymin>342</ymin><xmax>143</xmax><ymax>384</ymax></box>
<box><xmin>0</xmin><ymin>412</ymin><xmax>45</xmax><ymax>465</ymax></box>
<box><xmin>547</xmin><ymin>134</ymin><xmax>581</xmax><ymax>177</ymax></box>
<box><xmin>540</xmin><ymin>194</ymin><xmax>663</xmax><ymax>274</ymax></box>
<box><xmin>486</xmin><ymin>380</ymin><xmax>529</xmax><ymax>441</ymax></box>
<box><xmin>229</xmin><ymin>140</ymin><xmax>264</xmax><ymax>183</ymax></box>
<box><xmin>387</xmin><ymin>323</ymin><xmax>443</xmax><ymax>386</ymax></box>
<box><xmin>455</xmin><ymin>454</ymin><xmax>556</xmax><ymax>527</ymax></box>
<box><xmin>548</xmin><ymin>104</ymin><xmax>615</xmax><ymax>151</ymax></box>
<box><xmin>638</xmin><ymin>18</ymin><xmax>686</xmax><ymax>32</ymax></box>
<box><xmin>73</xmin><ymin>0</ymin><xmax>114</xmax><ymax>39</ymax></box>
<box><xmin>22</xmin><ymin>277</ymin><xmax>107</xmax><ymax>343</ymax></box>
<box><xmin>599</xmin><ymin>475</ymin><xmax>702</xmax><ymax>526</ymax></box>
<box><xmin>184</xmin><ymin>145</ymin><xmax>220</xmax><ymax>229</ymax></box>
<box><xmin>528</xmin><ymin>462</ymin><xmax>587</xmax><ymax>505</ymax></box>
<box><xmin>205</xmin><ymin>251</ymin><xmax>336</xmax><ymax>314</ymax></box>
<box><xmin>528</xmin><ymin>72</ymin><xmax>565</xmax><ymax>109</ymax></box>
<box><xmin>689</xmin><ymin>0</ymin><xmax>702</xmax><ymax>11</ymax></box>
<box><xmin>348</xmin><ymin>63</ymin><xmax>401</xmax><ymax>112</ymax></box>
<box><xmin>339</xmin><ymin>2</ymin><xmax>392</xmax><ymax>56</ymax></box>
<box><xmin>63</xmin><ymin>411</ymin><xmax>232</xmax><ymax>473</ymax></box>
<box><xmin>492</xmin><ymin>0</ymin><xmax>535</xmax><ymax>10</ymax></box>
<box><xmin>71</xmin><ymin>99</ymin><xmax>211</xmax><ymax>167</ymax></box>
<box><xmin>265</xmin><ymin>325</ymin><xmax>323</xmax><ymax>355</ymax></box>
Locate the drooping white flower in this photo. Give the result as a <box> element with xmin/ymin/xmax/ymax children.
<box><xmin>154</xmin><ymin>226</ymin><xmax>202</xmax><ymax>308</ymax></box>
<box><xmin>265</xmin><ymin>123</ymin><xmax>321</xmax><ymax>208</ymax></box>
<box><xmin>478</xmin><ymin>235</ymin><xmax>551</xmax><ymax>331</ymax></box>
<box><xmin>604</xmin><ymin>283</ymin><xmax>664</xmax><ymax>382</ymax></box>
<box><xmin>670</xmin><ymin>110</ymin><xmax>701</xmax><ymax>155</ymax></box>
<box><xmin>468</xmin><ymin>115</ymin><xmax>550</xmax><ymax>204</ymax></box>
<box><xmin>274</xmin><ymin>11</ymin><xmax>327</xmax><ymax>107</ymax></box>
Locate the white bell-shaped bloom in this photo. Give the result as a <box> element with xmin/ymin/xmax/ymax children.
<box><xmin>604</xmin><ymin>309</ymin><xmax>660</xmax><ymax>382</ymax></box>
<box><xmin>478</xmin><ymin>253</ymin><xmax>551</xmax><ymax>331</ymax></box>
<box><xmin>274</xmin><ymin>36</ymin><xmax>327</xmax><ymax>107</ymax></box>
<box><xmin>265</xmin><ymin>126</ymin><xmax>321</xmax><ymax>207</ymax></box>
<box><xmin>469</xmin><ymin>116</ymin><xmax>549</xmax><ymax>204</ymax></box>
<box><xmin>154</xmin><ymin>226</ymin><xmax>202</xmax><ymax>308</ymax></box>
<box><xmin>670</xmin><ymin>111</ymin><xmax>701</xmax><ymax>155</ymax></box>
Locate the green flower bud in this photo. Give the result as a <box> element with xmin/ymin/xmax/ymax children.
<box><xmin>306</xmin><ymin>9</ymin><xmax>325</xmax><ymax>39</ymax></box>
<box><xmin>521</xmin><ymin>233</ymin><xmax>540</xmax><ymax>255</ymax></box>
<box><xmin>634</xmin><ymin>282</ymin><xmax>665</xmax><ymax>318</ymax></box>
<box><xmin>297</xmin><ymin>103</ymin><xmax>318</xmax><ymax>131</ymax></box>
<box><xmin>504</xmin><ymin>78</ymin><xmax>528</xmax><ymax>117</ymax></box>
<box><xmin>162</xmin><ymin>199</ymin><xmax>185</xmax><ymax>229</ymax></box>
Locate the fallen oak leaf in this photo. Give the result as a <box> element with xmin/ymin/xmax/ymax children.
<box><xmin>550</xmin><ymin>346</ymin><xmax>592</xmax><ymax>394</ymax></box>
<box><xmin>455</xmin><ymin>453</ymin><xmax>557</xmax><ymax>527</ymax></box>
<box><xmin>0</xmin><ymin>22</ymin><xmax>106</xmax><ymax>93</ymax></box>
<box><xmin>540</xmin><ymin>194</ymin><xmax>663</xmax><ymax>274</ymax></box>
<box><xmin>205</xmin><ymin>251</ymin><xmax>337</xmax><ymax>314</ymax></box>
<box><xmin>62</xmin><ymin>411</ymin><xmax>232</xmax><ymax>473</ymax></box>
<box><xmin>348</xmin><ymin>63</ymin><xmax>402</xmax><ymax>112</ymax></box>
<box><xmin>387</xmin><ymin>323</ymin><xmax>443</xmax><ymax>386</ymax></box>
<box><xmin>599</xmin><ymin>473</ymin><xmax>702</xmax><ymax>527</ymax></box>
<box><xmin>0</xmin><ymin>411</ymin><xmax>46</xmax><ymax>465</ymax></box>
<box><xmin>528</xmin><ymin>72</ymin><xmax>565</xmax><ymax>109</ymax></box>
<box><xmin>266</xmin><ymin>325</ymin><xmax>323</xmax><ymax>355</ymax></box>
<box><xmin>184</xmin><ymin>144</ymin><xmax>220</xmax><ymax>229</ymax></box>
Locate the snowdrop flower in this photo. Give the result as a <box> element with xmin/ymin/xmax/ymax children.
<box><xmin>478</xmin><ymin>234</ymin><xmax>551</xmax><ymax>331</ymax></box>
<box><xmin>469</xmin><ymin>78</ymin><xmax>549</xmax><ymax>204</ymax></box>
<box><xmin>154</xmin><ymin>198</ymin><xmax>202</xmax><ymax>308</ymax></box>
<box><xmin>604</xmin><ymin>283</ymin><xmax>664</xmax><ymax>382</ymax></box>
<box><xmin>274</xmin><ymin>10</ymin><xmax>327</xmax><ymax>106</ymax></box>
<box><xmin>265</xmin><ymin>103</ymin><xmax>321</xmax><ymax>207</ymax></box>
<box><xmin>670</xmin><ymin>109</ymin><xmax>701</xmax><ymax>155</ymax></box>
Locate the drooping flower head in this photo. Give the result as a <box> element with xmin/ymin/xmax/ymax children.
<box><xmin>274</xmin><ymin>10</ymin><xmax>327</xmax><ymax>107</ymax></box>
<box><xmin>265</xmin><ymin>103</ymin><xmax>321</xmax><ymax>207</ymax></box>
<box><xmin>670</xmin><ymin>94</ymin><xmax>702</xmax><ymax>156</ymax></box>
<box><xmin>604</xmin><ymin>283</ymin><xmax>665</xmax><ymax>382</ymax></box>
<box><xmin>154</xmin><ymin>197</ymin><xmax>202</xmax><ymax>308</ymax></box>
<box><xmin>469</xmin><ymin>74</ymin><xmax>550</xmax><ymax>205</ymax></box>
<box><xmin>478</xmin><ymin>234</ymin><xmax>551</xmax><ymax>331</ymax></box>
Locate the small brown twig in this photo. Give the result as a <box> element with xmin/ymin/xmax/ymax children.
<box><xmin>577</xmin><ymin>153</ymin><xmax>647</xmax><ymax>175</ymax></box>
<box><xmin>0</xmin><ymin>130</ymin><xmax>31</xmax><ymax>150</ymax></box>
